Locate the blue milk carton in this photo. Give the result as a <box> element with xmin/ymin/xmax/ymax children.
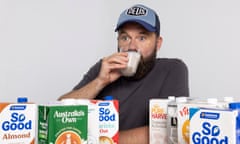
<box><xmin>229</xmin><ymin>102</ymin><xmax>240</xmax><ymax>144</ymax></box>
<box><xmin>189</xmin><ymin>107</ymin><xmax>237</xmax><ymax>144</ymax></box>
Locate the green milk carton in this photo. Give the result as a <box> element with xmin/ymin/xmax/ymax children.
<box><xmin>38</xmin><ymin>104</ymin><xmax>88</xmax><ymax>144</ymax></box>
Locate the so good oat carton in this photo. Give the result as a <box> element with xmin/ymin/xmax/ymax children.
<box><xmin>0</xmin><ymin>99</ymin><xmax>37</xmax><ymax>144</ymax></box>
<box><xmin>98</xmin><ymin>96</ymin><xmax>119</xmax><ymax>144</ymax></box>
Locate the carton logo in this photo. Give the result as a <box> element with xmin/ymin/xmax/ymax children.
<box><xmin>2</xmin><ymin>112</ymin><xmax>32</xmax><ymax>131</ymax></box>
<box><xmin>151</xmin><ymin>104</ymin><xmax>167</xmax><ymax>119</ymax></box>
<box><xmin>192</xmin><ymin>122</ymin><xmax>228</xmax><ymax>144</ymax></box>
<box><xmin>53</xmin><ymin>110</ymin><xmax>85</xmax><ymax>123</ymax></box>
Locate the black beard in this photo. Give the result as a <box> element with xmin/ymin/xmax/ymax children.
<box><xmin>123</xmin><ymin>49</ymin><xmax>156</xmax><ymax>81</ymax></box>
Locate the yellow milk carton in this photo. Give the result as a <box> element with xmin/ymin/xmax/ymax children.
<box><xmin>189</xmin><ymin>107</ymin><xmax>237</xmax><ymax>144</ymax></box>
<box><xmin>0</xmin><ymin>101</ymin><xmax>36</xmax><ymax>144</ymax></box>
<box><xmin>149</xmin><ymin>98</ymin><xmax>171</xmax><ymax>144</ymax></box>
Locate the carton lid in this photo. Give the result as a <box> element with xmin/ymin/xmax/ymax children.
<box><xmin>17</xmin><ymin>97</ymin><xmax>28</xmax><ymax>103</ymax></box>
<box><xmin>104</xmin><ymin>96</ymin><xmax>113</xmax><ymax>100</ymax></box>
<box><xmin>229</xmin><ymin>102</ymin><xmax>240</xmax><ymax>110</ymax></box>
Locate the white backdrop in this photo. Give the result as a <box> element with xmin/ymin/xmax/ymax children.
<box><xmin>1</xmin><ymin>0</ymin><xmax>240</xmax><ymax>103</ymax></box>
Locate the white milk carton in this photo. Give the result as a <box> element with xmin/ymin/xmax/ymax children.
<box><xmin>0</xmin><ymin>101</ymin><xmax>37</xmax><ymax>144</ymax></box>
<box><xmin>189</xmin><ymin>107</ymin><xmax>237</xmax><ymax>144</ymax></box>
<box><xmin>76</xmin><ymin>99</ymin><xmax>99</xmax><ymax>144</ymax></box>
<box><xmin>97</xmin><ymin>97</ymin><xmax>119</xmax><ymax>144</ymax></box>
<box><xmin>149</xmin><ymin>98</ymin><xmax>171</xmax><ymax>144</ymax></box>
<box><xmin>60</xmin><ymin>98</ymin><xmax>99</xmax><ymax>144</ymax></box>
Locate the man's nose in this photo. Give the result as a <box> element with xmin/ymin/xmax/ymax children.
<box><xmin>128</xmin><ymin>39</ymin><xmax>138</xmax><ymax>51</ymax></box>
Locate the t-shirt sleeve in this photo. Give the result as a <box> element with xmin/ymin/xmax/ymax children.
<box><xmin>161</xmin><ymin>59</ymin><xmax>189</xmax><ymax>96</ymax></box>
<box><xmin>72</xmin><ymin>60</ymin><xmax>102</xmax><ymax>90</ymax></box>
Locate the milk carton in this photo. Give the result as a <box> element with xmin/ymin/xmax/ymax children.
<box><xmin>38</xmin><ymin>104</ymin><xmax>88</xmax><ymax>144</ymax></box>
<box><xmin>177</xmin><ymin>98</ymin><xmax>231</xmax><ymax>144</ymax></box>
<box><xmin>0</xmin><ymin>101</ymin><xmax>36</xmax><ymax>144</ymax></box>
<box><xmin>97</xmin><ymin>97</ymin><xmax>119</xmax><ymax>144</ymax></box>
<box><xmin>149</xmin><ymin>98</ymin><xmax>172</xmax><ymax>144</ymax></box>
<box><xmin>189</xmin><ymin>107</ymin><xmax>237</xmax><ymax>144</ymax></box>
<box><xmin>76</xmin><ymin>99</ymin><xmax>99</xmax><ymax>144</ymax></box>
<box><xmin>167</xmin><ymin>97</ymin><xmax>188</xmax><ymax>144</ymax></box>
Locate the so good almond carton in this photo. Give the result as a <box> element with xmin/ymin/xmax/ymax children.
<box><xmin>0</xmin><ymin>102</ymin><xmax>37</xmax><ymax>144</ymax></box>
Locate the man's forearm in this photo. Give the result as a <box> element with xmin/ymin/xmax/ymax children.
<box><xmin>119</xmin><ymin>126</ymin><xmax>149</xmax><ymax>144</ymax></box>
<box><xmin>58</xmin><ymin>78</ymin><xmax>106</xmax><ymax>100</ymax></box>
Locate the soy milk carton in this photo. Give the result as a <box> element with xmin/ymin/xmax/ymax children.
<box><xmin>149</xmin><ymin>98</ymin><xmax>172</xmax><ymax>144</ymax></box>
<box><xmin>189</xmin><ymin>107</ymin><xmax>237</xmax><ymax>144</ymax></box>
<box><xmin>98</xmin><ymin>97</ymin><xmax>119</xmax><ymax>144</ymax></box>
<box><xmin>38</xmin><ymin>104</ymin><xmax>88</xmax><ymax>144</ymax></box>
<box><xmin>0</xmin><ymin>102</ymin><xmax>36</xmax><ymax>144</ymax></box>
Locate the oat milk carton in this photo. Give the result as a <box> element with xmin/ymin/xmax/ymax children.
<box><xmin>0</xmin><ymin>99</ymin><xmax>36</xmax><ymax>144</ymax></box>
<box><xmin>189</xmin><ymin>107</ymin><xmax>237</xmax><ymax>144</ymax></box>
<box><xmin>98</xmin><ymin>96</ymin><xmax>119</xmax><ymax>144</ymax></box>
<box><xmin>38</xmin><ymin>104</ymin><xmax>88</xmax><ymax>144</ymax></box>
<box><xmin>149</xmin><ymin>98</ymin><xmax>173</xmax><ymax>144</ymax></box>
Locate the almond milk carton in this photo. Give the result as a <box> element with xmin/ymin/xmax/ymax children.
<box><xmin>0</xmin><ymin>99</ymin><xmax>36</xmax><ymax>144</ymax></box>
<box><xmin>38</xmin><ymin>103</ymin><xmax>88</xmax><ymax>144</ymax></box>
<box><xmin>149</xmin><ymin>98</ymin><xmax>172</xmax><ymax>144</ymax></box>
<box><xmin>189</xmin><ymin>107</ymin><xmax>237</xmax><ymax>144</ymax></box>
<box><xmin>98</xmin><ymin>96</ymin><xmax>119</xmax><ymax>144</ymax></box>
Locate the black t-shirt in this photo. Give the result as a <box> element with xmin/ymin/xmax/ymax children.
<box><xmin>73</xmin><ymin>58</ymin><xmax>189</xmax><ymax>130</ymax></box>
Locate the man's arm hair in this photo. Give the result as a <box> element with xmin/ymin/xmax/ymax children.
<box><xmin>58</xmin><ymin>77</ymin><xmax>106</xmax><ymax>100</ymax></box>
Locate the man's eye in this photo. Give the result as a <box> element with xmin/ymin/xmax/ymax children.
<box><xmin>139</xmin><ymin>36</ymin><xmax>146</xmax><ymax>41</ymax></box>
<box><xmin>120</xmin><ymin>36</ymin><xmax>129</xmax><ymax>41</ymax></box>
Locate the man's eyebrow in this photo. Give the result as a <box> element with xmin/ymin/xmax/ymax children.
<box><xmin>139</xmin><ymin>31</ymin><xmax>151</xmax><ymax>35</ymax></box>
<box><xmin>118</xmin><ymin>30</ymin><xmax>127</xmax><ymax>35</ymax></box>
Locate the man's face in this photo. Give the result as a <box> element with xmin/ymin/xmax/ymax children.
<box><xmin>117</xmin><ymin>22</ymin><xmax>162</xmax><ymax>79</ymax></box>
<box><xmin>117</xmin><ymin>22</ymin><xmax>160</xmax><ymax>59</ymax></box>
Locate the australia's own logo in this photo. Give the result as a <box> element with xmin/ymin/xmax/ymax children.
<box><xmin>126</xmin><ymin>6</ymin><xmax>147</xmax><ymax>16</ymax></box>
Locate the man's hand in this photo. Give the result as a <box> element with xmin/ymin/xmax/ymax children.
<box><xmin>97</xmin><ymin>52</ymin><xmax>128</xmax><ymax>86</ymax></box>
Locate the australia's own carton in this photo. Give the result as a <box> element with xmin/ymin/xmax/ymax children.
<box><xmin>189</xmin><ymin>107</ymin><xmax>237</xmax><ymax>144</ymax></box>
<box><xmin>38</xmin><ymin>104</ymin><xmax>88</xmax><ymax>144</ymax></box>
<box><xmin>0</xmin><ymin>102</ymin><xmax>36</xmax><ymax>144</ymax></box>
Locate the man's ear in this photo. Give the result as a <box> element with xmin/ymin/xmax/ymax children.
<box><xmin>156</xmin><ymin>36</ymin><xmax>163</xmax><ymax>51</ymax></box>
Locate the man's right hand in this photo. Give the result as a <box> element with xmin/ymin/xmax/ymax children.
<box><xmin>97</xmin><ymin>52</ymin><xmax>128</xmax><ymax>86</ymax></box>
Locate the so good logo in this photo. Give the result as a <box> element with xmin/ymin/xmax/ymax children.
<box><xmin>2</xmin><ymin>112</ymin><xmax>32</xmax><ymax>131</ymax></box>
<box><xmin>192</xmin><ymin>122</ymin><xmax>228</xmax><ymax>144</ymax></box>
<box><xmin>99</xmin><ymin>107</ymin><xmax>116</xmax><ymax>121</ymax></box>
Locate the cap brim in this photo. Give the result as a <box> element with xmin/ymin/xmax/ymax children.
<box><xmin>115</xmin><ymin>20</ymin><xmax>156</xmax><ymax>32</ymax></box>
